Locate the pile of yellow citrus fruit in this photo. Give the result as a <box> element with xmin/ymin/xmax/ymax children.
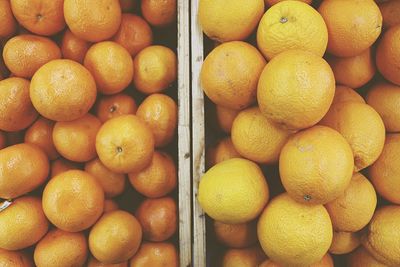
<box><xmin>199</xmin><ymin>0</ymin><xmax>400</xmax><ymax>266</ymax></box>
<box><xmin>0</xmin><ymin>0</ymin><xmax>180</xmax><ymax>266</ymax></box>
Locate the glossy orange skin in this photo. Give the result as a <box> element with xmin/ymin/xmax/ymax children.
<box><xmin>96</xmin><ymin>93</ymin><xmax>137</xmax><ymax>123</ymax></box>
<box><xmin>0</xmin><ymin>0</ymin><xmax>17</xmax><ymax>38</ymax></box>
<box><xmin>129</xmin><ymin>242</ymin><xmax>178</xmax><ymax>267</ymax></box>
<box><xmin>141</xmin><ymin>0</ymin><xmax>176</xmax><ymax>27</ymax></box>
<box><xmin>25</xmin><ymin>117</ymin><xmax>59</xmax><ymax>160</ymax></box>
<box><xmin>61</xmin><ymin>29</ymin><xmax>91</xmax><ymax>64</ymax></box>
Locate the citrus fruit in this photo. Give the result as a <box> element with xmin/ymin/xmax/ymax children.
<box><xmin>214</xmin><ymin>220</ymin><xmax>257</xmax><ymax>248</ymax></box>
<box><xmin>264</xmin><ymin>0</ymin><xmax>312</xmax><ymax>6</ymax></box>
<box><xmin>129</xmin><ymin>242</ymin><xmax>178</xmax><ymax>267</ymax></box>
<box><xmin>84</xmin><ymin>41</ymin><xmax>133</xmax><ymax>95</ymax></box>
<box><xmin>136</xmin><ymin>94</ymin><xmax>177</xmax><ymax>147</ymax></box>
<box><xmin>0</xmin><ymin>77</ymin><xmax>38</xmax><ymax>132</ymax></box>
<box><xmin>113</xmin><ymin>14</ymin><xmax>153</xmax><ymax>57</ymax></box>
<box><xmin>318</xmin><ymin>0</ymin><xmax>382</xmax><ymax>57</ymax></box>
<box><xmin>198</xmin><ymin>158</ymin><xmax>269</xmax><ymax>224</ymax></box>
<box><xmin>320</xmin><ymin>102</ymin><xmax>385</xmax><ymax>171</ymax></box>
<box><xmin>0</xmin><ymin>0</ymin><xmax>17</xmax><ymax>38</ymax></box>
<box><xmin>347</xmin><ymin>247</ymin><xmax>387</xmax><ymax>267</ymax></box>
<box><xmin>96</xmin><ymin>93</ymin><xmax>137</xmax><ymax>123</ymax></box>
<box><xmin>133</xmin><ymin>45</ymin><xmax>177</xmax><ymax>94</ymax></box>
<box><xmin>379</xmin><ymin>0</ymin><xmax>400</xmax><ymax>28</ymax></box>
<box><xmin>42</xmin><ymin>170</ymin><xmax>104</xmax><ymax>232</ymax></box>
<box><xmin>30</xmin><ymin>59</ymin><xmax>97</xmax><ymax>122</ymax></box>
<box><xmin>141</xmin><ymin>0</ymin><xmax>176</xmax><ymax>27</ymax></box>
<box><xmin>128</xmin><ymin>151</ymin><xmax>176</xmax><ymax>198</ymax></box>
<box><xmin>61</xmin><ymin>29</ymin><xmax>91</xmax><ymax>64</ymax></box>
<box><xmin>257</xmin><ymin>50</ymin><xmax>335</xmax><ymax>130</ymax></box>
<box><xmin>206</xmin><ymin>137</ymin><xmax>241</xmax><ymax>168</ymax></box>
<box><xmin>257</xmin><ymin>193</ymin><xmax>333</xmax><ymax>267</ymax></box>
<box><xmin>85</xmin><ymin>158</ymin><xmax>126</xmax><ymax>198</ymax></box>
<box><xmin>89</xmin><ymin>210</ymin><xmax>142</xmax><ymax>264</ymax></box>
<box><xmin>361</xmin><ymin>205</ymin><xmax>400</xmax><ymax>266</ymax></box>
<box><xmin>0</xmin><ymin>196</ymin><xmax>49</xmax><ymax>250</ymax></box>
<box><xmin>3</xmin><ymin>34</ymin><xmax>61</xmax><ymax>79</ymax></box>
<box><xmin>260</xmin><ymin>253</ymin><xmax>334</xmax><ymax>267</ymax></box>
<box><xmin>329</xmin><ymin>231</ymin><xmax>360</xmax><ymax>255</ymax></box>
<box><xmin>198</xmin><ymin>0</ymin><xmax>264</xmax><ymax>42</ymax></box>
<box><xmin>0</xmin><ymin>248</ymin><xmax>33</xmax><ymax>267</ymax></box>
<box><xmin>257</xmin><ymin>1</ymin><xmax>328</xmax><ymax>60</ymax></box>
<box><xmin>325</xmin><ymin>172</ymin><xmax>377</xmax><ymax>232</ymax></box>
<box><xmin>120</xmin><ymin>0</ymin><xmax>136</xmax><ymax>12</ymax></box>
<box><xmin>96</xmin><ymin>114</ymin><xmax>154</xmax><ymax>174</ymax></box>
<box><xmin>369</xmin><ymin>133</ymin><xmax>400</xmax><ymax>204</ymax></box>
<box><xmin>367</xmin><ymin>82</ymin><xmax>400</xmax><ymax>133</ymax></box>
<box><xmin>215</xmin><ymin>106</ymin><xmax>239</xmax><ymax>134</ymax></box>
<box><xmin>50</xmin><ymin>158</ymin><xmax>81</xmax><ymax>178</ymax></box>
<box><xmin>376</xmin><ymin>25</ymin><xmax>400</xmax><ymax>86</ymax></box>
<box><xmin>231</xmin><ymin>106</ymin><xmax>292</xmax><ymax>164</ymax></box>
<box><xmin>64</xmin><ymin>0</ymin><xmax>122</xmax><ymax>42</ymax></box>
<box><xmin>34</xmin><ymin>229</ymin><xmax>88</xmax><ymax>267</ymax></box>
<box><xmin>331</xmin><ymin>85</ymin><xmax>365</xmax><ymax>105</ymax></box>
<box><xmin>221</xmin><ymin>246</ymin><xmax>266</xmax><ymax>267</ymax></box>
<box><xmin>135</xmin><ymin>197</ymin><xmax>177</xmax><ymax>242</ymax></box>
<box><xmin>10</xmin><ymin>0</ymin><xmax>65</xmax><ymax>36</ymax></box>
<box><xmin>88</xmin><ymin>256</ymin><xmax>128</xmax><ymax>267</ymax></box>
<box><xmin>103</xmin><ymin>199</ymin><xmax>119</xmax><ymax>213</ymax></box>
<box><xmin>0</xmin><ymin>143</ymin><xmax>49</xmax><ymax>199</ymax></box>
<box><xmin>53</xmin><ymin>113</ymin><xmax>101</xmax><ymax>162</ymax></box>
<box><xmin>279</xmin><ymin>126</ymin><xmax>354</xmax><ymax>204</ymax></box>
<box><xmin>326</xmin><ymin>47</ymin><xmax>376</xmax><ymax>89</ymax></box>
<box><xmin>201</xmin><ymin>41</ymin><xmax>266</xmax><ymax>110</ymax></box>
<box><xmin>24</xmin><ymin>117</ymin><xmax>59</xmax><ymax>160</ymax></box>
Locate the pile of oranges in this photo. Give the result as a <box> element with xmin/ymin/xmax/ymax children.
<box><xmin>198</xmin><ymin>0</ymin><xmax>400</xmax><ymax>266</ymax></box>
<box><xmin>0</xmin><ymin>0</ymin><xmax>180</xmax><ymax>266</ymax></box>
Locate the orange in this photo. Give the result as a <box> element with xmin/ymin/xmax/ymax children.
<box><xmin>231</xmin><ymin>107</ymin><xmax>292</xmax><ymax>164</ymax></box>
<box><xmin>318</xmin><ymin>0</ymin><xmax>382</xmax><ymax>57</ymax></box>
<box><xmin>198</xmin><ymin>0</ymin><xmax>264</xmax><ymax>42</ymax></box>
<box><xmin>10</xmin><ymin>0</ymin><xmax>65</xmax><ymax>36</ymax></box>
<box><xmin>206</xmin><ymin>137</ymin><xmax>241</xmax><ymax>168</ymax></box>
<box><xmin>128</xmin><ymin>151</ymin><xmax>177</xmax><ymax>198</ymax></box>
<box><xmin>64</xmin><ymin>0</ymin><xmax>122</xmax><ymax>42</ymax></box>
<box><xmin>85</xmin><ymin>158</ymin><xmax>126</xmax><ymax>198</ymax></box>
<box><xmin>325</xmin><ymin>172</ymin><xmax>377</xmax><ymax>232</ymax></box>
<box><xmin>61</xmin><ymin>29</ymin><xmax>91</xmax><ymax>64</ymax></box>
<box><xmin>50</xmin><ymin>158</ymin><xmax>81</xmax><ymax>177</ymax></box>
<box><xmin>136</xmin><ymin>94</ymin><xmax>177</xmax><ymax>147</ymax></box>
<box><xmin>215</xmin><ymin>105</ymin><xmax>239</xmax><ymax>133</ymax></box>
<box><xmin>0</xmin><ymin>196</ymin><xmax>49</xmax><ymax>250</ymax></box>
<box><xmin>376</xmin><ymin>25</ymin><xmax>400</xmax><ymax>85</ymax></box>
<box><xmin>257</xmin><ymin>50</ymin><xmax>335</xmax><ymax>130</ymax></box>
<box><xmin>24</xmin><ymin>117</ymin><xmax>59</xmax><ymax>160</ymax></box>
<box><xmin>30</xmin><ymin>59</ymin><xmax>97</xmax><ymax>122</ymax></box>
<box><xmin>214</xmin><ymin>220</ymin><xmax>257</xmax><ymax>248</ymax></box>
<box><xmin>89</xmin><ymin>210</ymin><xmax>142</xmax><ymax>264</ymax></box>
<box><xmin>42</xmin><ymin>170</ymin><xmax>104</xmax><ymax>232</ymax></box>
<box><xmin>201</xmin><ymin>41</ymin><xmax>266</xmax><ymax>110</ymax></box>
<box><xmin>120</xmin><ymin>0</ymin><xmax>136</xmax><ymax>12</ymax></box>
<box><xmin>3</xmin><ymin>35</ymin><xmax>61</xmax><ymax>79</ymax></box>
<box><xmin>264</xmin><ymin>0</ymin><xmax>312</xmax><ymax>6</ymax></box>
<box><xmin>53</xmin><ymin>113</ymin><xmax>101</xmax><ymax>162</ymax></box>
<box><xmin>280</xmin><ymin>126</ymin><xmax>354</xmax><ymax>204</ymax></box>
<box><xmin>96</xmin><ymin>93</ymin><xmax>137</xmax><ymax>123</ymax></box>
<box><xmin>221</xmin><ymin>246</ymin><xmax>266</xmax><ymax>267</ymax></box>
<box><xmin>0</xmin><ymin>0</ymin><xmax>16</xmax><ymax>38</ymax></box>
<box><xmin>0</xmin><ymin>248</ymin><xmax>33</xmax><ymax>267</ymax></box>
<box><xmin>141</xmin><ymin>0</ymin><xmax>176</xmax><ymax>27</ymax></box>
<box><xmin>347</xmin><ymin>247</ymin><xmax>387</xmax><ymax>267</ymax></box>
<box><xmin>84</xmin><ymin>41</ymin><xmax>133</xmax><ymax>95</ymax></box>
<box><xmin>369</xmin><ymin>134</ymin><xmax>400</xmax><ymax>204</ymax></box>
<box><xmin>129</xmin><ymin>242</ymin><xmax>178</xmax><ymax>267</ymax></box>
<box><xmin>0</xmin><ymin>77</ymin><xmax>38</xmax><ymax>131</ymax></box>
<box><xmin>135</xmin><ymin>197</ymin><xmax>177</xmax><ymax>242</ymax></box>
<box><xmin>329</xmin><ymin>231</ymin><xmax>360</xmax><ymax>255</ymax></box>
<box><xmin>0</xmin><ymin>131</ymin><xmax>6</xmax><ymax>149</ymax></box>
<box><xmin>34</xmin><ymin>229</ymin><xmax>88</xmax><ymax>267</ymax></box>
<box><xmin>258</xmin><ymin>193</ymin><xmax>333</xmax><ymax>267</ymax></box>
<box><xmin>259</xmin><ymin>253</ymin><xmax>334</xmax><ymax>267</ymax></box>
<box><xmin>331</xmin><ymin>85</ymin><xmax>365</xmax><ymax>105</ymax></box>
<box><xmin>326</xmin><ymin>47</ymin><xmax>376</xmax><ymax>89</ymax></box>
<box><xmin>367</xmin><ymin>82</ymin><xmax>400</xmax><ymax>132</ymax></box>
<box><xmin>133</xmin><ymin>45</ymin><xmax>177</xmax><ymax>94</ymax></box>
<box><xmin>88</xmin><ymin>256</ymin><xmax>128</xmax><ymax>267</ymax></box>
<box><xmin>379</xmin><ymin>0</ymin><xmax>400</xmax><ymax>28</ymax></box>
<box><xmin>198</xmin><ymin>158</ymin><xmax>269</xmax><ymax>224</ymax></box>
<box><xmin>103</xmin><ymin>199</ymin><xmax>119</xmax><ymax>213</ymax></box>
<box><xmin>257</xmin><ymin>1</ymin><xmax>328</xmax><ymax>60</ymax></box>
<box><xmin>320</xmin><ymin>102</ymin><xmax>385</xmax><ymax>171</ymax></box>
<box><xmin>96</xmin><ymin>114</ymin><xmax>154</xmax><ymax>174</ymax></box>
<box><xmin>0</xmin><ymin>143</ymin><xmax>49</xmax><ymax>199</ymax></box>
<box><xmin>113</xmin><ymin>14</ymin><xmax>153</xmax><ymax>57</ymax></box>
<box><xmin>361</xmin><ymin>205</ymin><xmax>400</xmax><ymax>266</ymax></box>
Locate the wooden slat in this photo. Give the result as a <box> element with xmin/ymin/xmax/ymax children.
<box><xmin>177</xmin><ymin>0</ymin><xmax>192</xmax><ymax>266</ymax></box>
<box><xmin>190</xmin><ymin>0</ymin><xmax>207</xmax><ymax>266</ymax></box>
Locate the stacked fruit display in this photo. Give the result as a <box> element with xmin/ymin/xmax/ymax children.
<box><xmin>0</xmin><ymin>0</ymin><xmax>180</xmax><ymax>266</ymax></box>
<box><xmin>198</xmin><ymin>0</ymin><xmax>400</xmax><ymax>266</ymax></box>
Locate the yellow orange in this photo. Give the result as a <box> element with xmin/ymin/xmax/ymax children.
<box><xmin>25</xmin><ymin>117</ymin><xmax>59</xmax><ymax>160</ymax></box>
<box><xmin>376</xmin><ymin>25</ymin><xmax>400</xmax><ymax>85</ymax></box>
